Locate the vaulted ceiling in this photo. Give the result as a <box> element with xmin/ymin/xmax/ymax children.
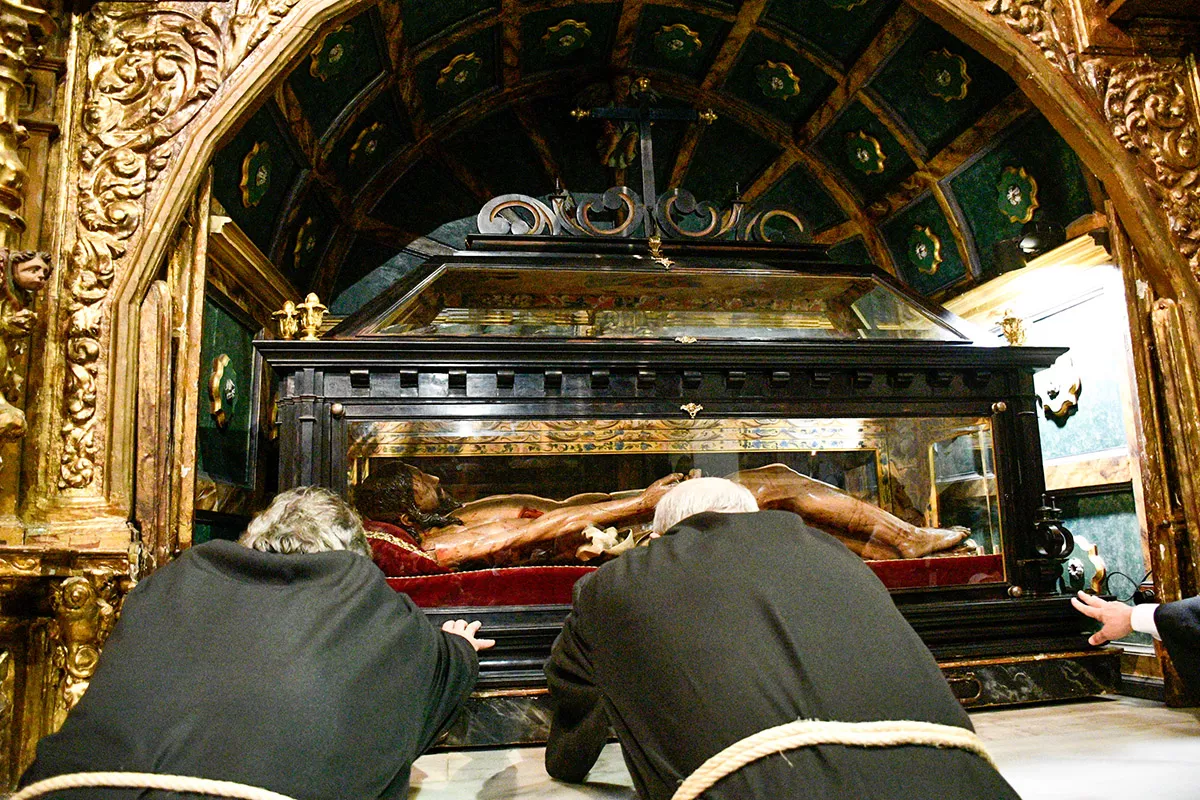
<box><xmin>209</xmin><ymin>0</ymin><xmax>1101</xmax><ymax>315</ymax></box>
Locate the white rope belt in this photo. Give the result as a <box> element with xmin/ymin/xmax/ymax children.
<box><xmin>670</xmin><ymin>719</ymin><xmax>996</xmax><ymax>800</ymax></box>
<box><xmin>7</xmin><ymin>771</ymin><xmax>299</xmax><ymax>800</ymax></box>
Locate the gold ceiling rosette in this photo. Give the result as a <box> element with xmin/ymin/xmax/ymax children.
<box><xmin>996</xmin><ymin>166</ymin><xmax>1039</xmax><ymax>224</ymax></box>
<box><xmin>654</xmin><ymin>23</ymin><xmax>702</xmax><ymax>60</ymax></box>
<box><xmin>920</xmin><ymin>48</ymin><xmax>971</xmax><ymax>102</ymax></box>
<box><xmin>908</xmin><ymin>225</ymin><xmax>943</xmax><ymax>275</ymax></box>
<box><xmin>543</xmin><ymin>19</ymin><xmax>592</xmax><ymax>56</ymax></box>
<box><xmin>239</xmin><ymin>141</ymin><xmax>272</xmax><ymax>208</ymax></box>
<box><xmin>438</xmin><ymin>52</ymin><xmax>484</xmax><ymax>92</ymax></box>
<box><xmin>846</xmin><ymin>130</ymin><xmax>886</xmax><ymax>175</ymax></box>
<box><xmin>309</xmin><ymin>23</ymin><xmax>356</xmax><ymax>82</ymax></box>
<box><xmin>293</xmin><ymin>216</ymin><xmax>318</xmax><ymax>270</ymax></box>
<box><xmin>756</xmin><ymin>61</ymin><xmax>801</xmax><ymax>100</ymax></box>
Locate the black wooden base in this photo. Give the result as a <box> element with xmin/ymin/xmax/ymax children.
<box><xmin>433</xmin><ymin>648</ymin><xmax>1122</xmax><ymax>748</ymax></box>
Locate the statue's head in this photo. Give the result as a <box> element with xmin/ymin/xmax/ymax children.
<box><xmin>353</xmin><ymin>462</ymin><xmax>464</xmax><ymax>541</ymax></box>
<box><xmin>238</xmin><ymin>486</ymin><xmax>371</xmax><ymax>558</ymax></box>
<box><xmin>8</xmin><ymin>250</ymin><xmax>52</xmax><ymax>297</ymax></box>
<box><xmin>651</xmin><ymin>477</ymin><xmax>758</xmax><ymax>537</ymax></box>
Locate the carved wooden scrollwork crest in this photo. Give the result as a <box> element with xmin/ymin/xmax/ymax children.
<box><xmin>61</xmin><ymin>0</ymin><xmax>299</xmax><ymax>490</ymax></box>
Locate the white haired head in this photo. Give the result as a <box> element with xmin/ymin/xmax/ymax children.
<box><xmin>651</xmin><ymin>477</ymin><xmax>758</xmax><ymax>536</ymax></box>
<box><xmin>239</xmin><ymin>486</ymin><xmax>371</xmax><ymax>558</ymax></box>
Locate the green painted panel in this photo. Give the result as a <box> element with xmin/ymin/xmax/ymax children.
<box><xmin>416</xmin><ymin>27</ymin><xmax>501</xmax><ymax>120</ymax></box>
<box><xmin>722</xmin><ymin>33</ymin><xmax>838</xmax><ymax>125</ymax></box>
<box><xmin>630</xmin><ymin>5</ymin><xmax>731</xmax><ymax>81</ymax></box>
<box><xmin>1031</xmin><ymin>294</ymin><xmax>1130</xmax><ymax>460</ymax></box>
<box><xmin>371</xmin><ymin>157</ymin><xmax>480</xmax><ymax>236</ymax></box>
<box><xmin>683</xmin><ymin>117</ymin><xmax>782</xmax><ymax>206</ymax></box>
<box><xmin>948</xmin><ymin>115</ymin><xmax>1095</xmax><ymax>279</ymax></box>
<box><xmin>197</xmin><ymin>298</ymin><xmax>258</xmax><ymax>488</ymax></box>
<box><xmin>764</xmin><ymin>0</ymin><xmax>900</xmax><ymax>66</ymax></box>
<box><xmin>880</xmin><ymin>192</ymin><xmax>966</xmax><ymax>294</ymax></box>
<box><xmin>325</xmin><ymin>89</ymin><xmax>413</xmax><ymax>196</ymax></box>
<box><xmin>520</xmin><ymin>5</ymin><xmax>620</xmax><ymax>74</ymax></box>
<box><xmin>444</xmin><ymin>109</ymin><xmax>553</xmax><ymax>197</ymax></box>
<box><xmin>193</xmin><ymin>516</ymin><xmax>248</xmax><ymax>545</ymax></box>
<box><xmin>813</xmin><ymin>100</ymin><xmax>916</xmax><ymax>202</ymax></box>
<box><xmin>211</xmin><ymin>103</ymin><xmax>304</xmax><ymax>256</ymax></box>
<box><xmin>754</xmin><ymin>164</ymin><xmax>848</xmax><ymax>232</ymax></box>
<box><xmin>287</xmin><ymin>10</ymin><xmax>387</xmax><ymax>139</ymax></box>
<box><xmin>402</xmin><ymin>0</ymin><xmax>498</xmax><ymax>49</ymax></box>
<box><xmin>278</xmin><ymin>191</ymin><xmax>336</xmax><ymax>293</ymax></box>
<box><xmin>869</xmin><ymin>19</ymin><xmax>1016</xmax><ymax>155</ymax></box>
<box><xmin>827</xmin><ymin>236</ymin><xmax>873</xmax><ymax>265</ymax></box>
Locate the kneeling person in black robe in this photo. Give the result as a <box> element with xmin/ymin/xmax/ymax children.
<box><xmin>545</xmin><ymin>477</ymin><xmax>1020</xmax><ymax>800</ymax></box>
<box><xmin>20</xmin><ymin>486</ymin><xmax>491</xmax><ymax>800</ymax></box>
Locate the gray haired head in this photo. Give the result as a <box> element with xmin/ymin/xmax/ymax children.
<box><xmin>239</xmin><ymin>486</ymin><xmax>372</xmax><ymax>558</ymax></box>
<box><xmin>651</xmin><ymin>477</ymin><xmax>759</xmax><ymax>536</ymax></box>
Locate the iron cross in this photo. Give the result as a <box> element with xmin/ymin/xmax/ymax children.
<box><xmin>571</xmin><ymin>78</ymin><xmax>716</xmax><ymax>226</ymax></box>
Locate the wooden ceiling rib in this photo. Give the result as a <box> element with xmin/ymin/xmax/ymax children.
<box><xmin>209</xmin><ymin>0</ymin><xmax>1102</xmax><ymax>310</ymax></box>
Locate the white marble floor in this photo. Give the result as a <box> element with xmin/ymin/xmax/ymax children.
<box><xmin>410</xmin><ymin>696</ymin><xmax>1200</xmax><ymax>799</ymax></box>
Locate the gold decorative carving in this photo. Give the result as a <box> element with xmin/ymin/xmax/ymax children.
<box><xmin>50</xmin><ymin>570</ymin><xmax>132</xmax><ymax>711</ymax></box>
<box><xmin>61</xmin><ymin>0</ymin><xmax>300</xmax><ymax>490</ymax></box>
<box><xmin>272</xmin><ymin>299</ymin><xmax>299</xmax><ymax>339</ymax></box>
<box><xmin>1095</xmin><ymin>58</ymin><xmax>1200</xmax><ymax>281</ymax></box>
<box><xmin>978</xmin><ymin>0</ymin><xmax>1083</xmax><ymax>82</ymax></box>
<box><xmin>998</xmin><ymin>309</ymin><xmax>1027</xmax><ymax>345</ymax></box>
<box><xmin>647</xmin><ymin>235</ymin><xmax>673</xmax><ymax>268</ymax></box>
<box><xmin>208</xmin><ymin>353</ymin><xmax>231</xmax><ymax>430</ymax></box>
<box><xmin>680</xmin><ymin>402</ymin><xmax>703</xmax><ymax>419</ymax></box>
<box><xmin>0</xmin><ymin>249</ymin><xmax>51</xmax><ymax>452</ymax></box>
<box><xmin>296</xmin><ymin>292</ymin><xmax>326</xmax><ymax>340</ymax></box>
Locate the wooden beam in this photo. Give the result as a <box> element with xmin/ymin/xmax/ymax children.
<box><xmin>924</xmin><ymin>91</ymin><xmax>1032</xmax><ymax>176</ymax></box>
<box><xmin>702</xmin><ymin>0</ymin><xmax>771</xmax><ymax>90</ymax></box>
<box><xmin>436</xmin><ymin>146</ymin><xmax>495</xmax><ymax>203</ymax></box>
<box><xmin>797</xmin><ymin>4</ymin><xmax>922</xmax><ymax>144</ymax></box>
<box><xmin>737</xmin><ymin>150</ymin><xmax>800</xmax><ymax>204</ymax></box>
<box><xmin>812</xmin><ymin>219</ymin><xmax>861</xmax><ymax>245</ymax></box>
<box><xmin>611</xmin><ymin>0</ymin><xmax>646</xmax><ymax>68</ymax></box>
<box><xmin>500</xmin><ymin>0</ymin><xmax>522</xmax><ymax>88</ymax></box>
<box><xmin>513</xmin><ymin>101</ymin><xmax>566</xmax><ymax>190</ymax></box>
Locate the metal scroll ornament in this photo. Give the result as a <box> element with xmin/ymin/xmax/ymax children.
<box><xmin>997</xmin><ymin>166</ymin><xmax>1039</xmax><ymax>224</ymax></box>
<box><xmin>543</xmin><ymin>19</ymin><xmax>592</xmax><ymax>56</ymax></box>
<box><xmin>920</xmin><ymin>49</ymin><xmax>970</xmax><ymax>102</ymax></box>
<box><xmin>908</xmin><ymin>226</ymin><xmax>943</xmax><ymax>275</ymax></box>
<box><xmin>477</xmin><ymin>186</ymin><xmax>806</xmax><ymax>242</ymax></box>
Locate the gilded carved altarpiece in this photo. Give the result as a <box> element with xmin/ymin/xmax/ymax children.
<box><xmin>0</xmin><ymin>0</ymin><xmax>1195</xmax><ymax>785</ymax></box>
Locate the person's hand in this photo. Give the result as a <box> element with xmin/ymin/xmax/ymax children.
<box><xmin>441</xmin><ymin>619</ymin><xmax>496</xmax><ymax>651</ymax></box>
<box><xmin>1070</xmin><ymin>590</ymin><xmax>1134</xmax><ymax>645</ymax></box>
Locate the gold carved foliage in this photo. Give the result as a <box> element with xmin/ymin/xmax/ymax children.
<box><xmin>50</xmin><ymin>570</ymin><xmax>133</xmax><ymax>711</ymax></box>
<box><xmin>63</xmin><ymin>0</ymin><xmax>299</xmax><ymax>491</ymax></box>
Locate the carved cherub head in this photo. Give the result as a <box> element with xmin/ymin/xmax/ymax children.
<box><xmin>7</xmin><ymin>250</ymin><xmax>53</xmax><ymax>298</ymax></box>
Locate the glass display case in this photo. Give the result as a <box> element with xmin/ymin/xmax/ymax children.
<box><xmin>257</xmin><ymin>237</ymin><xmax>1118</xmax><ymax>743</ymax></box>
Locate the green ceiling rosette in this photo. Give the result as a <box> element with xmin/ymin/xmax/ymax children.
<box><xmin>654</xmin><ymin>23</ymin><xmax>702</xmax><ymax>60</ymax></box>
<box><xmin>755</xmin><ymin>61</ymin><xmax>801</xmax><ymax>100</ymax></box>
<box><xmin>239</xmin><ymin>142</ymin><xmax>272</xmax><ymax>208</ymax></box>
<box><xmin>309</xmin><ymin>24</ymin><xmax>356</xmax><ymax>82</ymax></box>
<box><xmin>996</xmin><ymin>166</ymin><xmax>1039</xmax><ymax>223</ymax></box>
<box><xmin>349</xmin><ymin>122</ymin><xmax>385</xmax><ymax>168</ymax></box>
<box><xmin>437</xmin><ymin>52</ymin><xmax>484</xmax><ymax>92</ymax></box>
<box><xmin>543</xmin><ymin>19</ymin><xmax>592</xmax><ymax>56</ymax></box>
<box><xmin>907</xmin><ymin>225</ymin><xmax>943</xmax><ymax>275</ymax></box>
<box><xmin>846</xmin><ymin>130</ymin><xmax>886</xmax><ymax>175</ymax></box>
<box><xmin>920</xmin><ymin>48</ymin><xmax>970</xmax><ymax>102</ymax></box>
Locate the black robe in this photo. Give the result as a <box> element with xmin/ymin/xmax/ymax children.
<box><xmin>1155</xmin><ymin>597</ymin><xmax>1200</xmax><ymax>697</ymax></box>
<box><xmin>545</xmin><ymin>510</ymin><xmax>1021</xmax><ymax>800</ymax></box>
<box><xmin>20</xmin><ymin>540</ymin><xmax>478</xmax><ymax>800</ymax></box>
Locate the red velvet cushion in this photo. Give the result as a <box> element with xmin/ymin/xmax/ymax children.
<box><xmin>387</xmin><ymin>566</ymin><xmax>596</xmax><ymax>607</ymax></box>
<box><xmin>364</xmin><ymin>521</ymin><xmax>451</xmax><ymax>576</ymax></box>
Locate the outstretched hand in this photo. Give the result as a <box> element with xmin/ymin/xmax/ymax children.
<box><xmin>1070</xmin><ymin>591</ymin><xmax>1133</xmax><ymax>646</ymax></box>
<box><xmin>442</xmin><ymin>619</ymin><xmax>496</xmax><ymax>651</ymax></box>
